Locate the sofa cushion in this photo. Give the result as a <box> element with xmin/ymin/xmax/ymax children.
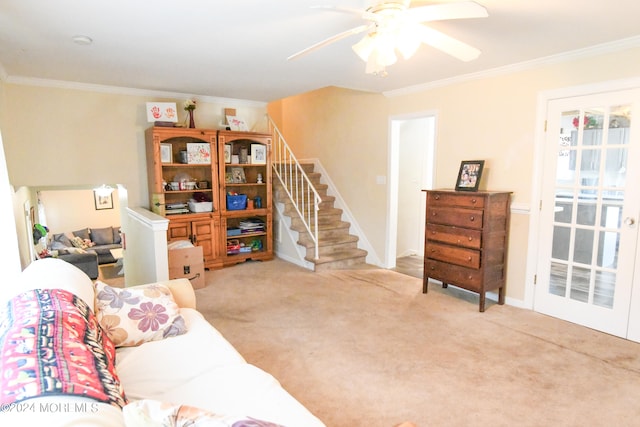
<box><xmin>113</xmin><ymin>226</ymin><xmax>122</xmax><ymax>244</ymax></box>
<box><xmin>0</xmin><ymin>258</ymin><xmax>96</xmax><ymax>309</ymax></box>
<box><xmin>72</xmin><ymin>227</ymin><xmax>91</xmax><ymax>240</ymax></box>
<box><xmin>115</xmin><ymin>309</ymin><xmax>245</xmax><ymax>393</ymax></box>
<box><xmin>50</xmin><ymin>232</ymin><xmax>73</xmax><ymax>249</ymax></box>
<box><xmin>138</xmin><ymin>364</ymin><xmax>325</xmax><ymax>427</ymax></box>
<box><xmin>91</xmin><ymin>226</ymin><xmax>115</xmax><ymax>245</ymax></box>
<box><xmin>0</xmin><ymin>288</ymin><xmax>127</xmax><ymax>409</ymax></box>
<box><xmin>122</xmin><ymin>399</ymin><xmax>286</xmax><ymax>427</ymax></box>
<box><xmin>95</xmin><ymin>281</ymin><xmax>187</xmax><ymax>347</ymax></box>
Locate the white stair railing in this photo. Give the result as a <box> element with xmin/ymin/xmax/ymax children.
<box><xmin>268</xmin><ymin>117</ymin><xmax>321</xmax><ymax>260</ymax></box>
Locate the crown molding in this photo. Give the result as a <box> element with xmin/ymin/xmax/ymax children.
<box><xmin>4</xmin><ymin>75</ymin><xmax>267</xmax><ymax>107</ymax></box>
<box><xmin>384</xmin><ymin>36</ymin><xmax>640</xmax><ymax>98</ymax></box>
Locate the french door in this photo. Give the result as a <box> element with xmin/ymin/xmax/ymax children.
<box><xmin>535</xmin><ymin>89</ymin><xmax>640</xmax><ymax>339</ymax></box>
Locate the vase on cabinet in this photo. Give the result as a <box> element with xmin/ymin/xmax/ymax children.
<box><xmin>188</xmin><ymin>110</ymin><xmax>195</xmax><ymax>128</ymax></box>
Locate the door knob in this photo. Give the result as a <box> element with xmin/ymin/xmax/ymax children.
<box><xmin>624</xmin><ymin>217</ymin><xmax>636</xmax><ymax>227</ymax></box>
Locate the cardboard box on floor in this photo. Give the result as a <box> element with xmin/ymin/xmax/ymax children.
<box><xmin>168</xmin><ymin>246</ymin><xmax>205</xmax><ymax>289</ymax></box>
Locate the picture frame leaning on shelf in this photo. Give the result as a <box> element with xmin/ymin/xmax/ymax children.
<box><xmin>250</xmin><ymin>144</ymin><xmax>266</xmax><ymax>165</ymax></box>
<box><xmin>231</xmin><ymin>167</ymin><xmax>246</xmax><ymax>183</ymax></box>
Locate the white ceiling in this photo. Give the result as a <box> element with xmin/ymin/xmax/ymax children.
<box><xmin>1</xmin><ymin>0</ymin><xmax>640</xmax><ymax>103</ymax></box>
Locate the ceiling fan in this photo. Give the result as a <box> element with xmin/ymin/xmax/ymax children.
<box><xmin>287</xmin><ymin>1</ymin><xmax>488</xmax><ymax>76</ymax></box>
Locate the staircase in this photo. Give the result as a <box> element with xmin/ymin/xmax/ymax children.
<box><xmin>273</xmin><ymin>162</ymin><xmax>368</xmax><ymax>271</ymax></box>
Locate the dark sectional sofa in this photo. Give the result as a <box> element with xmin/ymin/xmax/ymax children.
<box><xmin>49</xmin><ymin>226</ymin><xmax>122</xmax><ymax>279</ymax></box>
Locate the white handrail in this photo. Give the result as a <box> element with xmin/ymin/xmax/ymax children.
<box><xmin>268</xmin><ymin>117</ymin><xmax>321</xmax><ymax>260</ymax></box>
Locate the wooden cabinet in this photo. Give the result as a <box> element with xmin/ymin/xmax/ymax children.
<box><xmin>166</xmin><ymin>216</ymin><xmax>223</xmax><ymax>267</ymax></box>
<box><xmin>146</xmin><ymin>127</ymin><xmax>273</xmax><ymax>270</ymax></box>
<box><xmin>422</xmin><ymin>190</ymin><xmax>511</xmax><ymax>312</ymax></box>
<box><xmin>145</xmin><ymin>127</ymin><xmax>222</xmax><ymax>269</ymax></box>
<box><xmin>217</xmin><ymin>131</ymin><xmax>273</xmax><ymax>266</ymax></box>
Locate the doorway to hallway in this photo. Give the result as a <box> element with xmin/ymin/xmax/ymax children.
<box><xmin>387</xmin><ymin>113</ymin><xmax>436</xmax><ymax>271</ymax></box>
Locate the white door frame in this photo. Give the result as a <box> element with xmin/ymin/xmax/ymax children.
<box><xmin>385</xmin><ymin>110</ymin><xmax>437</xmax><ymax>268</ymax></box>
<box><xmin>527</xmin><ymin>77</ymin><xmax>640</xmax><ymax>330</ymax></box>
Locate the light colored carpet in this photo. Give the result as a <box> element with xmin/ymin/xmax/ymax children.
<box><xmin>195</xmin><ymin>258</ymin><xmax>640</xmax><ymax>427</ymax></box>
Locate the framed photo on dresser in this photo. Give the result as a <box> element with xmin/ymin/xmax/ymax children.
<box><xmin>455</xmin><ymin>160</ymin><xmax>484</xmax><ymax>191</ymax></box>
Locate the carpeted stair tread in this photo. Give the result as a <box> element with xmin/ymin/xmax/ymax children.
<box><xmin>304</xmin><ymin>248</ymin><xmax>368</xmax><ymax>270</ymax></box>
<box><xmin>297</xmin><ymin>234</ymin><xmax>359</xmax><ymax>249</ymax></box>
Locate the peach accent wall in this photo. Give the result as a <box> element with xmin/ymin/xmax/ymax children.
<box><xmin>269</xmin><ymin>87</ymin><xmax>390</xmax><ymax>255</ymax></box>
<box><xmin>387</xmin><ymin>47</ymin><xmax>640</xmax><ymax>302</ymax></box>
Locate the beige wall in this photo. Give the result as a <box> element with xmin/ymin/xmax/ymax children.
<box><xmin>38</xmin><ymin>188</ymin><xmax>121</xmax><ymax>234</ymax></box>
<box><xmin>3</xmin><ymin>45</ymin><xmax>640</xmax><ymax>303</ymax></box>
<box><xmin>269</xmin><ymin>46</ymin><xmax>640</xmax><ymax>304</ymax></box>
<box><xmin>388</xmin><ymin>46</ymin><xmax>640</xmax><ymax>303</ymax></box>
<box><xmin>388</xmin><ymin>47</ymin><xmax>640</xmax><ymax>203</ymax></box>
<box><xmin>0</xmin><ymin>78</ymin><xmax>22</xmax><ymax>277</ymax></box>
<box><xmin>2</xmin><ymin>83</ymin><xmax>267</xmax><ymax>266</ymax></box>
<box><xmin>3</xmin><ymin>84</ymin><xmax>268</xmax><ymax>207</ymax></box>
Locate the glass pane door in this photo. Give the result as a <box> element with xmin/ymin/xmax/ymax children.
<box><xmin>536</xmin><ymin>90</ymin><xmax>640</xmax><ymax>338</ymax></box>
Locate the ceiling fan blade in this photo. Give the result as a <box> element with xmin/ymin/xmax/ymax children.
<box><xmin>287</xmin><ymin>24</ymin><xmax>371</xmax><ymax>61</ymax></box>
<box><xmin>310</xmin><ymin>4</ymin><xmax>378</xmax><ymax>22</ymax></box>
<box><xmin>415</xmin><ymin>24</ymin><xmax>481</xmax><ymax>62</ymax></box>
<box><xmin>310</xmin><ymin>5</ymin><xmax>363</xmax><ymax>16</ymax></box>
<box><xmin>406</xmin><ymin>1</ymin><xmax>488</xmax><ymax>23</ymax></box>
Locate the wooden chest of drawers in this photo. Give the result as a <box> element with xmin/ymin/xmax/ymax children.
<box><xmin>423</xmin><ymin>190</ymin><xmax>511</xmax><ymax>312</ymax></box>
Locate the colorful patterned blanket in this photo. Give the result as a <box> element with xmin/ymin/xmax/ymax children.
<box><xmin>0</xmin><ymin>288</ymin><xmax>126</xmax><ymax>408</ymax></box>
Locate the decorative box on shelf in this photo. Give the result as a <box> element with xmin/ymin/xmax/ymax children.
<box><xmin>188</xmin><ymin>200</ymin><xmax>213</xmax><ymax>213</ymax></box>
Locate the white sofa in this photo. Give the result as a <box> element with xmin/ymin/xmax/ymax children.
<box><xmin>0</xmin><ymin>258</ymin><xmax>325</xmax><ymax>427</ymax></box>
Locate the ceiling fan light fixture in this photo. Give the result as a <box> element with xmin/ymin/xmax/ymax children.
<box><xmin>352</xmin><ymin>33</ymin><xmax>376</xmax><ymax>62</ymax></box>
<box><xmin>395</xmin><ymin>25</ymin><xmax>422</xmax><ymax>59</ymax></box>
<box><xmin>373</xmin><ymin>32</ymin><xmax>397</xmax><ymax>66</ymax></box>
<box><xmin>365</xmin><ymin>53</ymin><xmax>387</xmax><ymax>77</ymax></box>
<box><xmin>294</xmin><ymin>1</ymin><xmax>488</xmax><ymax>76</ymax></box>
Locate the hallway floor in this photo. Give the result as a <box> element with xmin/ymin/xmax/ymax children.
<box><xmin>392</xmin><ymin>254</ymin><xmax>423</xmax><ymax>279</ymax></box>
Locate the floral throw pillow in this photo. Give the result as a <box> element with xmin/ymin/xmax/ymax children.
<box><xmin>94</xmin><ymin>281</ymin><xmax>187</xmax><ymax>347</ymax></box>
<box><xmin>71</xmin><ymin>235</ymin><xmax>95</xmax><ymax>249</ymax></box>
<box><xmin>122</xmin><ymin>399</ymin><xmax>286</xmax><ymax>427</ymax></box>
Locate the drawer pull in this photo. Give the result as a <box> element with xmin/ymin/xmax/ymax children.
<box><xmin>434</xmin><ymin>195</ymin><xmax>440</xmax><ymax>200</ymax></box>
<box><xmin>456</xmin><ymin>239</ymin><xmax>461</xmax><ymax>244</ymax></box>
<box><xmin>471</xmin><ymin>198</ymin><xmax>477</xmax><ymax>204</ymax></box>
<box><xmin>467</xmin><ymin>257</ymin><xmax>472</xmax><ymax>262</ymax></box>
<box><xmin>469</xmin><ymin>216</ymin><xmax>475</xmax><ymax>221</ymax></box>
<box><xmin>468</xmin><ymin>237</ymin><xmax>473</xmax><ymax>241</ymax></box>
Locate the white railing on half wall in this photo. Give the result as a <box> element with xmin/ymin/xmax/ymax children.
<box><xmin>268</xmin><ymin>117</ymin><xmax>321</xmax><ymax>260</ymax></box>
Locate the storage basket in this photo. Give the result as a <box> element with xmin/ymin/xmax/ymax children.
<box><xmin>226</xmin><ymin>194</ymin><xmax>247</xmax><ymax>210</ymax></box>
<box><xmin>188</xmin><ymin>201</ymin><xmax>213</xmax><ymax>213</ymax></box>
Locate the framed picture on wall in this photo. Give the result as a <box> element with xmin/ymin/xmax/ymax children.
<box><xmin>455</xmin><ymin>160</ymin><xmax>485</xmax><ymax>192</ymax></box>
<box><xmin>94</xmin><ymin>191</ymin><xmax>114</xmax><ymax>210</ymax></box>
